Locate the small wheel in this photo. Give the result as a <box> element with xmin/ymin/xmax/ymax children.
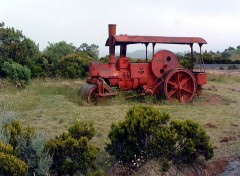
<box><xmin>164</xmin><ymin>69</ymin><xmax>196</xmax><ymax>103</ymax></box>
<box><xmin>80</xmin><ymin>83</ymin><xmax>110</xmax><ymax>104</ymax></box>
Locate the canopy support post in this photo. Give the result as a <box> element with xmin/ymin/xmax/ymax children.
<box><xmin>145</xmin><ymin>43</ymin><xmax>149</xmax><ymax>62</ymax></box>
<box><xmin>190</xmin><ymin>44</ymin><xmax>194</xmax><ymax>71</ymax></box>
<box><xmin>152</xmin><ymin>43</ymin><xmax>156</xmax><ymax>58</ymax></box>
<box><xmin>199</xmin><ymin>43</ymin><xmax>204</xmax><ymax>72</ymax></box>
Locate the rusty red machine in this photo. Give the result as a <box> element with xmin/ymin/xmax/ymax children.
<box><xmin>80</xmin><ymin>24</ymin><xmax>207</xmax><ymax>103</ymax></box>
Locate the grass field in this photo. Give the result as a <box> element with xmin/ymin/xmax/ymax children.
<box><xmin>0</xmin><ymin>71</ymin><xmax>240</xmax><ymax>163</ymax></box>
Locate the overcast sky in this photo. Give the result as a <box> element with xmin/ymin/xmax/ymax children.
<box><xmin>1</xmin><ymin>0</ymin><xmax>240</xmax><ymax>56</ymax></box>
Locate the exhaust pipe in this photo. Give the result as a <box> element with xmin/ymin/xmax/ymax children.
<box><xmin>108</xmin><ymin>24</ymin><xmax>116</xmax><ymax>64</ymax></box>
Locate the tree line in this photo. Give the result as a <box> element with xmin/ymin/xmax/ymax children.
<box><xmin>1</xmin><ymin>22</ymin><xmax>239</xmax><ymax>87</ymax></box>
<box><xmin>0</xmin><ymin>22</ymin><xmax>99</xmax><ymax>87</ymax></box>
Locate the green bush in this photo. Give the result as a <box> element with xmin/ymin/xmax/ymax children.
<box><xmin>0</xmin><ymin>140</ymin><xmax>28</xmax><ymax>176</ymax></box>
<box><xmin>179</xmin><ymin>57</ymin><xmax>191</xmax><ymax>69</ymax></box>
<box><xmin>0</xmin><ymin>112</ymin><xmax>51</xmax><ymax>175</ymax></box>
<box><xmin>46</xmin><ymin>121</ymin><xmax>99</xmax><ymax>175</ymax></box>
<box><xmin>28</xmin><ymin>64</ymin><xmax>47</xmax><ymax>78</ymax></box>
<box><xmin>57</xmin><ymin>52</ymin><xmax>92</xmax><ymax>78</ymax></box>
<box><xmin>2</xmin><ymin>61</ymin><xmax>31</xmax><ymax>87</ymax></box>
<box><xmin>227</xmin><ymin>64</ymin><xmax>238</xmax><ymax>70</ymax></box>
<box><xmin>17</xmin><ymin>134</ymin><xmax>52</xmax><ymax>176</ymax></box>
<box><xmin>107</xmin><ymin>106</ymin><xmax>173</xmax><ymax>162</ymax></box>
<box><xmin>3</xmin><ymin>120</ymin><xmax>34</xmax><ymax>149</ymax></box>
<box><xmin>0</xmin><ymin>112</ymin><xmax>15</xmax><ymax>144</ymax></box>
<box><xmin>170</xmin><ymin>120</ymin><xmax>214</xmax><ymax>163</ymax></box>
<box><xmin>107</xmin><ymin>106</ymin><xmax>214</xmax><ymax>170</ymax></box>
<box><xmin>219</xmin><ymin>66</ymin><xmax>224</xmax><ymax>70</ymax></box>
<box><xmin>0</xmin><ymin>141</ymin><xmax>13</xmax><ymax>155</ymax></box>
<box><xmin>0</xmin><ymin>152</ymin><xmax>28</xmax><ymax>176</ymax></box>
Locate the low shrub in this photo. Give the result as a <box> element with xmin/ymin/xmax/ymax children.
<box><xmin>17</xmin><ymin>134</ymin><xmax>52</xmax><ymax>176</ymax></box>
<box><xmin>227</xmin><ymin>64</ymin><xmax>238</xmax><ymax>70</ymax></box>
<box><xmin>0</xmin><ymin>140</ymin><xmax>14</xmax><ymax>155</ymax></box>
<box><xmin>170</xmin><ymin>120</ymin><xmax>214</xmax><ymax>163</ymax></box>
<box><xmin>3</xmin><ymin>120</ymin><xmax>34</xmax><ymax>149</ymax></box>
<box><xmin>2</xmin><ymin>61</ymin><xmax>31</xmax><ymax>87</ymax></box>
<box><xmin>46</xmin><ymin>120</ymin><xmax>99</xmax><ymax>175</ymax></box>
<box><xmin>107</xmin><ymin>106</ymin><xmax>214</xmax><ymax>170</ymax></box>
<box><xmin>0</xmin><ymin>152</ymin><xmax>28</xmax><ymax>176</ymax></box>
<box><xmin>179</xmin><ymin>58</ymin><xmax>191</xmax><ymax>69</ymax></box>
<box><xmin>219</xmin><ymin>66</ymin><xmax>224</xmax><ymax>70</ymax></box>
<box><xmin>28</xmin><ymin>65</ymin><xmax>47</xmax><ymax>78</ymax></box>
<box><xmin>0</xmin><ymin>112</ymin><xmax>52</xmax><ymax>175</ymax></box>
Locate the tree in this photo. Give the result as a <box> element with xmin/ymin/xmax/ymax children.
<box><xmin>237</xmin><ymin>45</ymin><xmax>240</xmax><ymax>49</ymax></box>
<box><xmin>57</xmin><ymin>52</ymin><xmax>92</xmax><ymax>78</ymax></box>
<box><xmin>42</xmin><ymin>41</ymin><xmax>76</xmax><ymax>76</ymax></box>
<box><xmin>227</xmin><ymin>46</ymin><xmax>235</xmax><ymax>51</ymax></box>
<box><xmin>43</xmin><ymin>41</ymin><xmax>76</xmax><ymax>64</ymax></box>
<box><xmin>0</xmin><ymin>22</ymin><xmax>40</xmax><ymax>75</ymax></box>
<box><xmin>221</xmin><ymin>52</ymin><xmax>231</xmax><ymax>59</ymax></box>
<box><xmin>77</xmin><ymin>43</ymin><xmax>99</xmax><ymax>59</ymax></box>
<box><xmin>99</xmin><ymin>55</ymin><xmax>109</xmax><ymax>63</ymax></box>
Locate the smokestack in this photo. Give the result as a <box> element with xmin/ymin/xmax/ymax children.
<box><xmin>108</xmin><ymin>24</ymin><xmax>116</xmax><ymax>64</ymax></box>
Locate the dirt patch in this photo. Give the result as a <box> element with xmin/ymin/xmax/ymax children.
<box><xmin>230</xmin><ymin>122</ymin><xmax>239</xmax><ymax>127</ymax></box>
<box><xmin>195</xmin><ymin>93</ymin><xmax>229</xmax><ymax>106</ymax></box>
<box><xmin>205</xmin><ymin>123</ymin><xmax>217</xmax><ymax>128</ymax></box>
<box><xmin>108</xmin><ymin>156</ymin><xmax>240</xmax><ymax>176</ymax></box>
<box><xmin>106</xmin><ymin>162</ymin><xmax>134</xmax><ymax>176</ymax></box>
<box><xmin>230</xmin><ymin>88</ymin><xmax>240</xmax><ymax>93</ymax></box>
<box><xmin>204</xmin><ymin>158</ymin><xmax>231</xmax><ymax>176</ymax></box>
<box><xmin>220</xmin><ymin>136</ymin><xmax>237</xmax><ymax>143</ymax></box>
<box><xmin>206</xmin><ymin>156</ymin><xmax>240</xmax><ymax>176</ymax></box>
<box><xmin>205</xmin><ymin>85</ymin><xmax>218</xmax><ymax>91</ymax></box>
<box><xmin>218</xmin><ymin>159</ymin><xmax>240</xmax><ymax>176</ymax></box>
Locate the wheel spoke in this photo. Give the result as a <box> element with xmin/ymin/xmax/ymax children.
<box><xmin>177</xmin><ymin>90</ymin><xmax>181</xmax><ymax>100</ymax></box>
<box><xmin>181</xmin><ymin>87</ymin><xmax>193</xmax><ymax>94</ymax></box>
<box><xmin>168</xmin><ymin>81</ymin><xmax>177</xmax><ymax>86</ymax></box>
<box><xmin>179</xmin><ymin>77</ymin><xmax>191</xmax><ymax>86</ymax></box>
<box><xmin>176</xmin><ymin>73</ymin><xmax>180</xmax><ymax>84</ymax></box>
<box><xmin>165</xmin><ymin>69</ymin><xmax>196</xmax><ymax>103</ymax></box>
<box><xmin>168</xmin><ymin>89</ymin><xmax>177</xmax><ymax>97</ymax></box>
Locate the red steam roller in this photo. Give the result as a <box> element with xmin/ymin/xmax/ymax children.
<box><xmin>80</xmin><ymin>24</ymin><xmax>207</xmax><ymax>103</ymax></box>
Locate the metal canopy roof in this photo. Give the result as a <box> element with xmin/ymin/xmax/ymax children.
<box><xmin>106</xmin><ymin>35</ymin><xmax>207</xmax><ymax>46</ymax></box>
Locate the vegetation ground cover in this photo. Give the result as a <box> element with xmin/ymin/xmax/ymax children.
<box><xmin>0</xmin><ymin>71</ymin><xmax>240</xmax><ymax>173</ymax></box>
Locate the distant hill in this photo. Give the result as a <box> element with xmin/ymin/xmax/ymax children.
<box><xmin>126</xmin><ymin>50</ymin><xmax>152</xmax><ymax>59</ymax></box>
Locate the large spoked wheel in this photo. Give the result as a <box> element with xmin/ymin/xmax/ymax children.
<box><xmin>80</xmin><ymin>83</ymin><xmax>111</xmax><ymax>104</ymax></box>
<box><xmin>164</xmin><ymin>69</ymin><xmax>196</xmax><ymax>103</ymax></box>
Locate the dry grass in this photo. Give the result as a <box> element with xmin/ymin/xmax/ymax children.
<box><xmin>0</xmin><ymin>72</ymin><xmax>240</xmax><ymax>163</ymax></box>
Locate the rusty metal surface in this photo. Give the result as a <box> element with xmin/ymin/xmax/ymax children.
<box><xmin>81</xmin><ymin>24</ymin><xmax>207</xmax><ymax>103</ymax></box>
<box><xmin>151</xmin><ymin>50</ymin><xmax>179</xmax><ymax>78</ymax></box>
<box><xmin>108</xmin><ymin>24</ymin><xmax>117</xmax><ymax>64</ymax></box>
<box><xmin>79</xmin><ymin>83</ymin><xmax>97</xmax><ymax>102</ymax></box>
<box><xmin>164</xmin><ymin>69</ymin><xmax>196</xmax><ymax>103</ymax></box>
<box><xmin>106</xmin><ymin>35</ymin><xmax>207</xmax><ymax>46</ymax></box>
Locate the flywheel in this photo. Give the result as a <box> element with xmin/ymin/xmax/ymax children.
<box><xmin>164</xmin><ymin>69</ymin><xmax>196</xmax><ymax>103</ymax></box>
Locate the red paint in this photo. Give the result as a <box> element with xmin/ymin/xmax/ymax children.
<box><xmin>80</xmin><ymin>24</ymin><xmax>207</xmax><ymax>103</ymax></box>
